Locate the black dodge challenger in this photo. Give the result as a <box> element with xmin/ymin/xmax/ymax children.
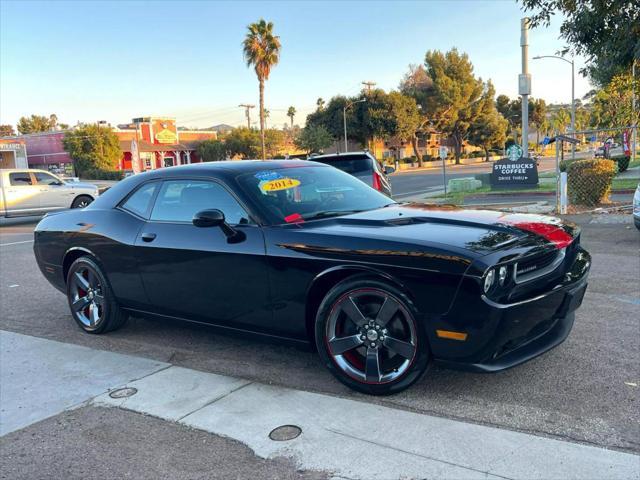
<box><xmin>34</xmin><ymin>160</ymin><xmax>590</xmax><ymax>395</ymax></box>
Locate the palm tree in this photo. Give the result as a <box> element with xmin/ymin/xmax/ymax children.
<box><xmin>263</xmin><ymin>109</ymin><xmax>270</xmax><ymax>129</ymax></box>
<box><xmin>287</xmin><ymin>106</ymin><xmax>296</xmax><ymax>129</ymax></box>
<box><xmin>316</xmin><ymin>98</ymin><xmax>325</xmax><ymax>111</ymax></box>
<box><xmin>243</xmin><ymin>19</ymin><xmax>281</xmax><ymax>160</ymax></box>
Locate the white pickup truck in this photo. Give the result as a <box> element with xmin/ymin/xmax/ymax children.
<box><xmin>0</xmin><ymin>169</ymin><xmax>100</xmax><ymax>218</ymax></box>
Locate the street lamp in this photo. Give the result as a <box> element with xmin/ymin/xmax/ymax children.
<box><xmin>533</xmin><ymin>55</ymin><xmax>575</xmax><ymax>160</ymax></box>
<box><xmin>343</xmin><ymin>98</ymin><xmax>366</xmax><ymax>152</ymax></box>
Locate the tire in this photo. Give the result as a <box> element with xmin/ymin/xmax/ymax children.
<box><xmin>635</xmin><ymin>217</ymin><xmax>640</xmax><ymax>231</ymax></box>
<box><xmin>71</xmin><ymin>195</ymin><xmax>93</xmax><ymax>209</ymax></box>
<box><xmin>66</xmin><ymin>256</ymin><xmax>128</xmax><ymax>334</ymax></box>
<box><xmin>315</xmin><ymin>275</ymin><xmax>430</xmax><ymax>395</ymax></box>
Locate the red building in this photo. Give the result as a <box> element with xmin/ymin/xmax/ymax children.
<box><xmin>10</xmin><ymin>117</ymin><xmax>217</xmax><ymax>174</ymax></box>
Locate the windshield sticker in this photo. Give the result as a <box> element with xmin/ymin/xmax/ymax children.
<box><xmin>284</xmin><ymin>213</ymin><xmax>304</xmax><ymax>223</ymax></box>
<box><xmin>260</xmin><ymin>177</ymin><xmax>301</xmax><ymax>192</ymax></box>
<box><xmin>254</xmin><ymin>170</ymin><xmax>283</xmax><ymax>182</ymax></box>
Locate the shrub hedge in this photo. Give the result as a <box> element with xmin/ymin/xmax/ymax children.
<box><xmin>611</xmin><ymin>154</ymin><xmax>631</xmax><ymax>172</ymax></box>
<box><xmin>567</xmin><ymin>159</ymin><xmax>616</xmax><ymax>206</ymax></box>
<box><xmin>80</xmin><ymin>169</ymin><xmax>124</xmax><ymax>181</ymax></box>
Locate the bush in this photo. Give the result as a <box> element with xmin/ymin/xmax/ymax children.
<box><xmin>611</xmin><ymin>154</ymin><xmax>631</xmax><ymax>172</ymax></box>
<box><xmin>567</xmin><ymin>159</ymin><xmax>616</xmax><ymax>206</ymax></box>
<box><xmin>80</xmin><ymin>169</ymin><xmax>124</xmax><ymax>181</ymax></box>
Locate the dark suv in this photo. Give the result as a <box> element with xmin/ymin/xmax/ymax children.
<box><xmin>310</xmin><ymin>151</ymin><xmax>394</xmax><ymax>197</ymax></box>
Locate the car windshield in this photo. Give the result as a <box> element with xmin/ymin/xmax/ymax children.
<box><xmin>237</xmin><ymin>164</ymin><xmax>394</xmax><ymax>225</ymax></box>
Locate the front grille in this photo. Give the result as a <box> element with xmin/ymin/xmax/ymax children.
<box><xmin>516</xmin><ymin>250</ymin><xmax>558</xmax><ymax>276</ymax></box>
<box><xmin>514</xmin><ymin>249</ymin><xmax>565</xmax><ymax>284</ymax></box>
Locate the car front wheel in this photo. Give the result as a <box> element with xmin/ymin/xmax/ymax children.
<box><xmin>315</xmin><ymin>276</ymin><xmax>430</xmax><ymax>395</ymax></box>
<box><xmin>66</xmin><ymin>256</ymin><xmax>128</xmax><ymax>334</ymax></box>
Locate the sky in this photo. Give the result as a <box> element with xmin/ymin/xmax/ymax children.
<box><xmin>0</xmin><ymin>0</ymin><xmax>592</xmax><ymax>130</ymax></box>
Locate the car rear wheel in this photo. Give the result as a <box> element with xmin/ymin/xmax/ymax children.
<box><xmin>315</xmin><ymin>276</ymin><xmax>430</xmax><ymax>395</ymax></box>
<box><xmin>71</xmin><ymin>195</ymin><xmax>93</xmax><ymax>209</ymax></box>
<box><xmin>66</xmin><ymin>256</ymin><xmax>128</xmax><ymax>334</ymax></box>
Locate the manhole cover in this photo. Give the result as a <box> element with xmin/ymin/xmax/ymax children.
<box><xmin>109</xmin><ymin>387</ymin><xmax>138</xmax><ymax>399</ymax></box>
<box><xmin>268</xmin><ymin>425</ymin><xmax>302</xmax><ymax>441</ymax></box>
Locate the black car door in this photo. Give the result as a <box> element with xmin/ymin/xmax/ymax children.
<box><xmin>134</xmin><ymin>178</ymin><xmax>273</xmax><ymax>333</ymax></box>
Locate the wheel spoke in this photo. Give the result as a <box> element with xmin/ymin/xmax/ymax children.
<box><xmin>365</xmin><ymin>347</ymin><xmax>381</xmax><ymax>382</ymax></box>
<box><xmin>93</xmin><ymin>293</ymin><xmax>104</xmax><ymax>306</ymax></box>
<box><xmin>341</xmin><ymin>296</ymin><xmax>367</xmax><ymax>327</ymax></box>
<box><xmin>71</xmin><ymin>295</ymin><xmax>91</xmax><ymax>312</ymax></box>
<box><xmin>376</xmin><ymin>296</ymin><xmax>399</xmax><ymax>327</ymax></box>
<box><xmin>329</xmin><ymin>334</ymin><xmax>364</xmax><ymax>355</ymax></box>
<box><xmin>88</xmin><ymin>302</ymin><xmax>100</xmax><ymax>326</ymax></box>
<box><xmin>74</xmin><ymin>271</ymin><xmax>90</xmax><ymax>291</ymax></box>
<box><xmin>383</xmin><ymin>336</ymin><xmax>416</xmax><ymax>359</ymax></box>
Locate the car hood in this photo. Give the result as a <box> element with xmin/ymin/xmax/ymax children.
<box><xmin>286</xmin><ymin>203</ymin><xmax>579</xmax><ymax>258</ymax></box>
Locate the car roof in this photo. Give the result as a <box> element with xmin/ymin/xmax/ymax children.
<box><xmin>0</xmin><ymin>168</ymin><xmax>50</xmax><ymax>173</ymax></box>
<box><xmin>311</xmin><ymin>151</ymin><xmax>373</xmax><ymax>160</ymax></box>
<box><xmin>141</xmin><ymin>159</ymin><xmax>326</xmax><ymax>178</ymax></box>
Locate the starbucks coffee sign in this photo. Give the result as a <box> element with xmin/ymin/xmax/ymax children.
<box><xmin>490</xmin><ymin>145</ymin><xmax>538</xmax><ymax>187</ymax></box>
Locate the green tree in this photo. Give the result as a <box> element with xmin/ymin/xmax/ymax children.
<box><xmin>294</xmin><ymin>124</ymin><xmax>333</xmax><ymax>154</ymax></box>
<box><xmin>519</xmin><ymin>0</ymin><xmax>639</xmax><ymax>85</ymax></box>
<box><xmin>243</xmin><ymin>19</ymin><xmax>281</xmax><ymax>160</ymax></box>
<box><xmin>225</xmin><ymin>127</ymin><xmax>260</xmax><ymax>159</ymax></box>
<box><xmin>422</xmin><ymin>49</ymin><xmax>487</xmax><ymax>164</ymax></box>
<box><xmin>16</xmin><ymin>114</ymin><xmax>60</xmax><ymax>134</ymax></box>
<box><xmin>384</xmin><ymin>91</ymin><xmax>423</xmax><ymax>164</ymax></box>
<box><xmin>0</xmin><ymin>125</ymin><xmax>16</xmax><ymax>136</ymax></box>
<box><xmin>264</xmin><ymin>128</ymin><xmax>285</xmax><ymax>158</ymax></box>
<box><xmin>287</xmin><ymin>106</ymin><xmax>296</xmax><ymax>128</ymax></box>
<box><xmin>591</xmin><ymin>71</ymin><xmax>640</xmax><ymax>128</ymax></box>
<box><xmin>530</xmin><ymin>98</ymin><xmax>547</xmax><ymax>150</ymax></box>
<box><xmin>62</xmin><ymin>124</ymin><xmax>121</xmax><ymax>175</ymax></box>
<box><xmin>196</xmin><ymin>139</ymin><xmax>228</xmax><ymax>162</ymax></box>
<box><xmin>552</xmin><ymin>108</ymin><xmax>571</xmax><ymax>133</ymax></box>
<box><xmin>468</xmin><ymin>82</ymin><xmax>508</xmax><ymax>161</ymax></box>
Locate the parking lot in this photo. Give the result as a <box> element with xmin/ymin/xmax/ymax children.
<box><xmin>1</xmin><ymin>213</ymin><xmax>639</xmax><ymax>458</ymax></box>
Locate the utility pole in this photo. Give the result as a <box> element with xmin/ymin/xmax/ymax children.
<box><xmin>238</xmin><ymin>104</ymin><xmax>255</xmax><ymax>129</ymax></box>
<box><xmin>519</xmin><ymin>18</ymin><xmax>531</xmax><ymax>158</ymax></box>
<box><xmin>362</xmin><ymin>81</ymin><xmax>376</xmax><ymax>94</ymax></box>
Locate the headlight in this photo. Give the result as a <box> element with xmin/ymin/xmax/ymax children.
<box><xmin>483</xmin><ymin>269</ymin><xmax>495</xmax><ymax>293</ymax></box>
<box><xmin>498</xmin><ymin>266</ymin><xmax>508</xmax><ymax>285</ymax></box>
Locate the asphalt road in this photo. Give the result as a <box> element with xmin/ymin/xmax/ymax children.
<box><xmin>389</xmin><ymin>156</ymin><xmax>558</xmax><ymax>199</ymax></box>
<box><xmin>1</xmin><ymin>214</ymin><xmax>639</xmax><ymax>454</ymax></box>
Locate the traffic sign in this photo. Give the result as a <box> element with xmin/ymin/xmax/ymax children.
<box><xmin>438</xmin><ymin>146</ymin><xmax>448</xmax><ymax>160</ymax></box>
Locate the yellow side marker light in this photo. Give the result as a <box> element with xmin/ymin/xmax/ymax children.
<box><xmin>436</xmin><ymin>330</ymin><xmax>468</xmax><ymax>341</ymax></box>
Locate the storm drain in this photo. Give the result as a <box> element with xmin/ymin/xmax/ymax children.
<box><xmin>269</xmin><ymin>425</ymin><xmax>302</xmax><ymax>441</ymax></box>
<box><xmin>109</xmin><ymin>387</ymin><xmax>138</xmax><ymax>399</ymax></box>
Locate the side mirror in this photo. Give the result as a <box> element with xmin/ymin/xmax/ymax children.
<box><xmin>193</xmin><ymin>209</ymin><xmax>225</xmax><ymax>228</ymax></box>
<box><xmin>384</xmin><ymin>166</ymin><xmax>396</xmax><ymax>175</ymax></box>
<box><xmin>192</xmin><ymin>209</ymin><xmax>245</xmax><ymax>243</ymax></box>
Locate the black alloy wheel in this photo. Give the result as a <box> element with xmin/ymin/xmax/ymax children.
<box><xmin>315</xmin><ymin>276</ymin><xmax>430</xmax><ymax>395</ymax></box>
<box><xmin>66</xmin><ymin>256</ymin><xmax>128</xmax><ymax>334</ymax></box>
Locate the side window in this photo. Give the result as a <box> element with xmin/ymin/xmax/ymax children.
<box><xmin>121</xmin><ymin>182</ymin><xmax>158</xmax><ymax>218</ymax></box>
<box><xmin>9</xmin><ymin>172</ymin><xmax>33</xmax><ymax>186</ymax></box>
<box><xmin>150</xmin><ymin>180</ymin><xmax>250</xmax><ymax>224</ymax></box>
<box><xmin>34</xmin><ymin>172</ymin><xmax>61</xmax><ymax>185</ymax></box>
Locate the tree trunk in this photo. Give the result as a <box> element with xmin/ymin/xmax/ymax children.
<box><xmin>259</xmin><ymin>79</ymin><xmax>266</xmax><ymax>160</ymax></box>
<box><xmin>453</xmin><ymin>133</ymin><xmax>462</xmax><ymax>164</ymax></box>
<box><xmin>484</xmin><ymin>146</ymin><xmax>490</xmax><ymax>162</ymax></box>
<box><xmin>411</xmin><ymin>135</ymin><xmax>423</xmax><ymax>167</ymax></box>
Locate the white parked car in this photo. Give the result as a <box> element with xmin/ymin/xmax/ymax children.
<box><xmin>0</xmin><ymin>169</ymin><xmax>99</xmax><ymax>218</ymax></box>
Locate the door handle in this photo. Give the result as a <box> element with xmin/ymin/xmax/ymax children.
<box><xmin>141</xmin><ymin>233</ymin><xmax>157</xmax><ymax>242</ymax></box>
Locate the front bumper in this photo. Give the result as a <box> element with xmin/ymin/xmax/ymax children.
<box><xmin>430</xmin><ymin>247</ymin><xmax>590</xmax><ymax>372</ymax></box>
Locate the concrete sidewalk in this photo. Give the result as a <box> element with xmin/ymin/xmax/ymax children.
<box><xmin>1</xmin><ymin>330</ymin><xmax>638</xmax><ymax>480</ymax></box>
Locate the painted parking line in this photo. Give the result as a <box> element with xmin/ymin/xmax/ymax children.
<box><xmin>0</xmin><ymin>240</ymin><xmax>34</xmax><ymax>247</ymax></box>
